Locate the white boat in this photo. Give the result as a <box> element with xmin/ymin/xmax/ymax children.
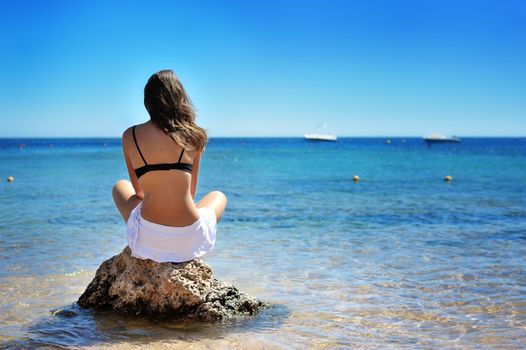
<box><xmin>423</xmin><ymin>134</ymin><xmax>461</xmax><ymax>143</ymax></box>
<box><xmin>304</xmin><ymin>133</ymin><xmax>337</xmax><ymax>141</ymax></box>
<box><xmin>304</xmin><ymin>124</ymin><xmax>337</xmax><ymax>142</ymax></box>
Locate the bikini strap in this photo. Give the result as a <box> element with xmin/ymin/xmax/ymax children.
<box><xmin>132</xmin><ymin>126</ymin><xmax>148</xmax><ymax>165</ymax></box>
<box><xmin>177</xmin><ymin>148</ymin><xmax>185</xmax><ymax>163</ymax></box>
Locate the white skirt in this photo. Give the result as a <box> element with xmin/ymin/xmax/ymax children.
<box><xmin>126</xmin><ymin>203</ymin><xmax>217</xmax><ymax>263</ymax></box>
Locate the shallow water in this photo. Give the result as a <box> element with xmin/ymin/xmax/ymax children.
<box><xmin>0</xmin><ymin>137</ymin><xmax>525</xmax><ymax>349</ymax></box>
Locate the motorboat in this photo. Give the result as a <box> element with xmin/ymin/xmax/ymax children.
<box><xmin>423</xmin><ymin>134</ymin><xmax>461</xmax><ymax>143</ymax></box>
<box><xmin>304</xmin><ymin>133</ymin><xmax>337</xmax><ymax>141</ymax></box>
<box><xmin>304</xmin><ymin>124</ymin><xmax>337</xmax><ymax>142</ymax></box>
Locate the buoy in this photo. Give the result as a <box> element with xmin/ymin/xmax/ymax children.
<box><xmin>7</xmin><ymin>176</ymin><xmax>14</xmax><ymax>182</ymax></box>
<box><xmin>444</xmin><ymin>175</ymin><xmax>452</xmax><ymax>182</ymax></box>
<box><xmin>353</xmin><ymin>175</ymin><xmax>360</xmax><ymax>182</ymax></box>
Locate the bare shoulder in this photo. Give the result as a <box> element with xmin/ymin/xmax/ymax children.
<box><xmin>122</xmin><ymin>126</ymin><xmax>134</xmax><ymax>139</ymax></box>
<box><xmin>121</xmin><ymin>127</ymin><xmax>133</xmax><ymax>149</ymax></box>
<box><xmin>122</xmin><ymin>122</ymin><xmax>150</xmax><ymax>152</ymax></box>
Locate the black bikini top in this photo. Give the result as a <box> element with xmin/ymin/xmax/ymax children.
<box><xmin>132</xmin><ymin>126</ymin><xmax>193</xmax><ymax>179</ymax></box>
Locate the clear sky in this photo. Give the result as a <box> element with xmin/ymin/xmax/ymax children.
<box><xmin>0</xmin><ymin>0</ymin><xmax>525</xmax><ymax>137</ymax></box>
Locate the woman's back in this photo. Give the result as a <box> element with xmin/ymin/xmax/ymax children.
<box><xmin>123</xmin><ymin>122</ymin><xmax>200</xmax><ymax>227</ymax></box>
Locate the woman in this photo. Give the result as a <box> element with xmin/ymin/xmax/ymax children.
<box><xmin>112</xmin><ymin>70</ymin><xmax>227</xmax><ymax>263</ymax></box>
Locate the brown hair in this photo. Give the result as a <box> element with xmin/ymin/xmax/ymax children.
<box><xmin>144</xmin><ymin>70</ymin><xmax>207</xmax><ymax>151</ymax></box>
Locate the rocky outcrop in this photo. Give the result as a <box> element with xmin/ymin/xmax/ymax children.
<box><xmin>77</xmin><ymin>247</ymin><xmax>267</xmax><ymax>321</ymax></box>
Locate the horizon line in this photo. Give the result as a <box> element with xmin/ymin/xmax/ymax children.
<box><xmin>1</xmin><ymin>135</ymin><xmax>525</xmax><ymax>139</ymax></box>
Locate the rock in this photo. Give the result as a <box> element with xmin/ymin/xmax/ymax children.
<box><xmin>78</xmin><ymin>247</ymin><xmax>267</xmax><ymax>321</ymax></box>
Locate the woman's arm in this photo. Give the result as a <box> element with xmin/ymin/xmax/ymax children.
<box><xmin>122</xmin><ymin>129</ymin><xmax>145</xmax><ymax>199</ymax></box>
<box><xmin>190</xmin><ymin>151</ymin><xmax>201</xmax><ymax>200</ymax></box>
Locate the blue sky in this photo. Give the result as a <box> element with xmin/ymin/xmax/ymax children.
<box><xmin>0</xmin><ymin>0</ymin><xmax>525</xmax><ymax>137</ymax></box>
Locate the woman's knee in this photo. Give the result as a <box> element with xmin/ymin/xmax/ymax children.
<box><xmin>210</xmin><ymin>191</ymin><xmax>227</xmax><ymax>221</ymax></box>
<box><xmin>208</xmin><ymin>191</ymin><xmax>228</xmax><ymax>211</ymax></box>
<box><xmin>211</xmin><ymin>190</ymin><xmax>227</xmax><ymax>203</ymax></box>
<box><xmin>197</xmin><ymin>190</ymin><xmax>227</xmax><ymax>221</ymax></box>
<box><xmin>112</xmin><ymin>179</ymin><xmax>131</xmax><ymax>195</ymax></box>
<box><xmin>112</xmin><ymin>179</ymin><xmax>133</xmax><ymax>204</ymax></box>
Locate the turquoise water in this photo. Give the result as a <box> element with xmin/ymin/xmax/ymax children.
<box><xmin>0</xmin><ymin>137</ymin><xmax>525</xmax><ymax>348</ymax></box>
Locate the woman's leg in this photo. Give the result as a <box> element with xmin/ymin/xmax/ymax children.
<box><xmin>196</xmin><ymin>191</ymin><xmax>228</xmax><ymax>222</ymax></box>
<box><xmin>112</xmin><ymin>179</ymin><xmax>142</xmax><ymax>222</ymax></box>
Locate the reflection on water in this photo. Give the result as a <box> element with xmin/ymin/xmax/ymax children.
<box><xmin>1</xmin><ymin>303</ymin><xmax>290</xmax><ymax>349</ymax></box>
<box><xmin>1</xmin><ymin>138</ymin><xmax>525</xmax><ymax>348</ymax></box>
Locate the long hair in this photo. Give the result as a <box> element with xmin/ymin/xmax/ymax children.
<box><xmin>144</xmin><ymin>70</ymin><xmax>207</xmax><ymax>151</ymax></box>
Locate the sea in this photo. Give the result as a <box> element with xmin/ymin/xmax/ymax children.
<box><xmin>0</xmin><ymin>137</ymin><xmax>525</xmax><ymax>349</ymax></box>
